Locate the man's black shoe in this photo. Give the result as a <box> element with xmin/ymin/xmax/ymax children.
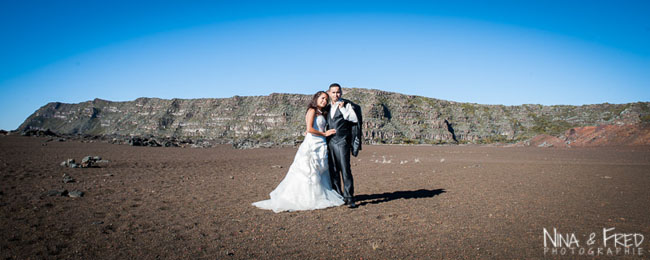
<box><xmin>345</xmin><ymin>200</ymin><xmax>357</xmax><ymax>208</ymax></box>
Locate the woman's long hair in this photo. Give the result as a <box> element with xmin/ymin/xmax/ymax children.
<box><xmin>307</xmin><ymin>91</ymin><xmax>329</xmax><ymax>116</ymax></box>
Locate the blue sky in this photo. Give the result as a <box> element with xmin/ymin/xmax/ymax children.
<box><xmin>1</xmin><ymin>0</ymin><xmax>649</xmax><ymax>130</ymax></box>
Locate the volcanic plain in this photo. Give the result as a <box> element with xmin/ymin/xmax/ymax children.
<box><xmin>1</xmin><ymin>135</ymin><xmax>649</xmax><ymax>259</ymax></box>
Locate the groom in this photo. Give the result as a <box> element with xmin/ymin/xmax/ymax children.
<box><xmin>326</xmin><ymin>83</ymin><xmax>362</xmax><ymax>208</ymax></box>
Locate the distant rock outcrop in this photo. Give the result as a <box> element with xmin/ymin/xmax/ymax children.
<box><xmin>521</xmin><ymin>123</ymin><xmax>650</xmax><ymax>147</ymax></box>
<box><xmin>563</xmin><ymin>124</ymin><xmax>650</xmax><ymax>146</ymax></box>
<box><xmin>17</xmin><ymin>88</ymin><xmax>650</xmax><ymax>146</ymax></box>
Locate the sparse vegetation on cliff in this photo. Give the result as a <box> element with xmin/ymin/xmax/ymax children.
<box><xmin>18</xmin><ymin>88</ymin><xmax>650</xmax><ymax>145</ymax></box>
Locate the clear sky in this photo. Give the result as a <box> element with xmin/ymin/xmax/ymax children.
<box><xmin>1</xmin><ymin>0</ymin><xmax>649</xmax><ymax>130</ymax></box>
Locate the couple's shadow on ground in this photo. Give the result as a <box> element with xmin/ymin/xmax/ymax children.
<box><xmin>354</xmin><ymin>188</ymin><xmax>446</xmax><ymax>207</ymax></box>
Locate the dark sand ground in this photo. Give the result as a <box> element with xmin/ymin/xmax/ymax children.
<box><xmin>1</xmin><ymin>135</ymin><xmax>649</xmax><ymax>259</ymax></box>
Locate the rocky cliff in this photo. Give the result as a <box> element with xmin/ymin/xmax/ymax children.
<box><xmin>18</xmin><ymin>88</ymin><xmax>650</xmax><ymax>145</ymax></box>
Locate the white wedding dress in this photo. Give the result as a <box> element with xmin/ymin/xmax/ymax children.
<box><xmin>253</xmin><ymin>114</ymin><xmax>344</xmax><ymax>213</ymax></box>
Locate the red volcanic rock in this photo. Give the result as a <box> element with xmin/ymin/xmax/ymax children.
<box><xmin>564</xmin><ymin>124</ymin><xmax>650</xmax><ymax>146</ymax></box>
<box><xmin>524</xmin><ymin>123</ymin><xmax>650</xmax><ymax>147</ymax></box>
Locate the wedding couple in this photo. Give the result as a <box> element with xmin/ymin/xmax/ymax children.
<box><xmin>252</xmin><ymin>83</ymin><xmax>362</xmax><ymax>213</ymax></box>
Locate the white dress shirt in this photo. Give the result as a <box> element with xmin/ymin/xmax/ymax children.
<box><xmin>330</xmin><ymin>99</ymin><xmax>358</xmax><ymax>123</ymax></box>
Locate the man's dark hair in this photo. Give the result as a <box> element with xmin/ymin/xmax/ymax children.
<box><xmin>328</xmin><ymin>83</ymin><xmax>342</xmax><ymax>92</ymax></box>
<box><xmin>327</xmin><ymin>83</ymin><xmax>343</xmax><ymax>94</ymax></box>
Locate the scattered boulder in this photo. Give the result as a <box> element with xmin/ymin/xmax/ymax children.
<box><xmin>61</xmin><ymin>159</ymin><xmax>79</xmax><ymax>168</ymax></box>
<box><xmin>81</xmin><ymin>156</ymin><xmax>101</xmax><ymax>168</ymax></box>
<box><xmin>162</xmin><ymin>140</ymin><xmax>180</xmax><ymax>147</ymax></box>
<box><xmin>191</xmin><ymin>141</ymin><xmax>212</xmax><ymax>148</ymax></box>
<box><xmin>44</xmin><ymin>189</ymin><xmax>68</xmax><ymax>197</ymax></box>
<box><xmin>20</xmin><ymin>128</ymin><xmax>59</xmax><ymax>137</ymax></box>
<box><xmin>41</xmin><ymin>189</ymin><xmax>84</xmax><ymax>198</ymax></box>
<box><xmin>68</xmin><ymin>190</ymin><xmax>84</xmax><ymax>198</ymax></box>
<box><xmin>7</xmin><ymin>129</ymin><xmax>214</xmax><ymax>148</ymax></box>
<box><xmin>233</xmin><ymin>139</ymin><xmax>259</xmax><ymax>149</ymax></box>
<box><xmin>128</xmin><ymin>136</ymin><xmax>148</xmax><ymax>146</ymax></box>
<box><xmin>61</xmin><ymin>156</ymin><xmax>104</xmax><ymax>168</ymax></box>
<box><xmin>103</xmin><ymin>135</ymin><xmax>177</xmax><ymax>146</ymax></box>
<box><xmin>128</xmin><ymin>136</ymin><xmax>183</xmax><ymax>147</ymax></box>
<box><xmin>62</xmin><ymin>174</ymin><xmax>75</xmax><ymax>183</ymax></box>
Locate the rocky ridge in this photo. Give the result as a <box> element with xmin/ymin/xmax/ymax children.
<box><xmin>17</xmin><ymin>88</ymin><xmax>650</xmax><ymax>146</ymax></box>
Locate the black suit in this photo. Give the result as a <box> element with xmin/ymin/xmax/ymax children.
<box><xmin>326</xmin><ymin>100</ymin><xmax>362</xmax><ymax>201</ymax></box>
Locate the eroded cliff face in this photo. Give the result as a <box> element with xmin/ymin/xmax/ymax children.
<box><xmin>18</xmin><ymin>88</ymin><xmax>650</xmax><ymax>145</ymax></box>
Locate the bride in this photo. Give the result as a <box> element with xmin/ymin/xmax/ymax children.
<box><xmin>252</xmin><ymin>91</ymin><xmax>344</xmax><ymax>212</ymax></box>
